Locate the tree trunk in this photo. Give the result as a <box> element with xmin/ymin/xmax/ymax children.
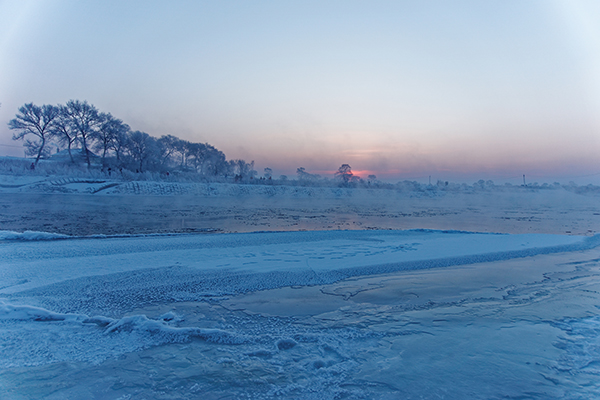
<box><xmin>35</xmin><ymin>137</ymin><xmax>46</xmax><ymax>165</ymax></box>
<box><xmin>82</xmin><ymin>137</ymin><xmax>91</xmax><ymax>167</ymax></box>
<box><xmin>67</xmin><ymin>141</ymin><xmax>74</xmax><ymax>164</ymax></box>
<box><xmin>102</xmin><ymin>147</ymin><xmax>107</xmax><ymax>167</ymax></box>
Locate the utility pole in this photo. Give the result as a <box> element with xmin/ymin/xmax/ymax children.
<box><xmin>523</xmin><ymin>174</ymin><xmax>526</xmax><ymax>186</ymax></box>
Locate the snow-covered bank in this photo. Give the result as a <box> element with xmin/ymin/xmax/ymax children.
<box><xmin>2</xmin><ymin>171</ymin><xmax>600</xmax><ymax>197</ymax></box>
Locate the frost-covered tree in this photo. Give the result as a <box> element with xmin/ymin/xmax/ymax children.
<box><xmin>248</xmin><ymin>160</ymin><xmax>257</xmax><ymax>180</ymax></box>
<box><xmin>8</xmin><ymin>103</ymin><xmax>60</xmax><ymax>165</ymax></box>
<box><xmin>109</xmin><ymin>126</ymin><xmax>131</xmax><ymax>165</ymax></box>
<box><xmin>126</xmin><ymin>130</ymin><xmax>158</xmax><ymax>172</ymax></box>
<box><xmin>367</xmin><ymin>174</ymin><xmax>378</xmax><ymax>186</ymax></box>
<box><xmin>263</xmin><ymin>167</ymin><xmax>273</xmax><ymax>179</ymax></box>
<box><xmin>94</xmin><ymin>113</ymin><xmax>129</xmax><ymax>166</ymax></box>
<box><xmin>158</xmin><ymin>135</ymin><xmax>182</xmax><ymax>167</ymax></box>
<box><xmin>230</xmin><ymin>159</ymin><xmax>256</xmax><ymax>180</ymax></box>
<box><xmin>202</xmin><ymin>144</ymin><xmax>228</xmax><ymax>176</ymax></box>
<box><xmin>174</xmin><ymin>139</ymin><xmax>190</xmax><ymax>167</ymax></box>
<box><xmin>297</xmin><ymin>167</ymin><xmax>307</xmax><ymax>178</ymax></box>
<box><xmin>8</xmin><ymin>100</ymin><xmax>234</xmax><ymax>176</ymax></box>
<box><xmin>51</xmin><ymin>106</ymin><xmax>79</xmax><ymax>163</ymax></box>
<box><xmin>185</xmin><ymin>142</ymin><xmax>208</xmax><ymax>173</ymax></box>
<box><xmin>64</xmin><ymin>100</ymin><xmax>103</xmax><ymax>167</ymax></box>
<box><xmin>335</xmin><ymin>164</ymin><xmax>353</xmax><ymax>185</ymax></box>
<box><xmin>23</xmin><ymin>138</ymin><xmax>52</xmax><ymax>159</ymax></box>
<box><xmin>296</xmin><ymin>167</ymin><xmax>320</xmax><ymax>182</ymax></box>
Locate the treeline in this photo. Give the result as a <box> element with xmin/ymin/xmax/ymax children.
<box><xmin>8</xmin><ymin>100</ymin><xmax>258</xmax><ymax>178</ymax></box>
<box><xmin>12</xmin><ymin>101</ymin><xmax>586</xmax><ymax>191</ymax></box>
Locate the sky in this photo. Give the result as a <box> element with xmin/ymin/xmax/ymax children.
<box><xmin>0</xmin><ymin>0</ymin><xmax>599</xmax><ymax>184</ymax></box>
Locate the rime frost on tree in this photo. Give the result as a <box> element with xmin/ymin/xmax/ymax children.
<box><xmin>94</xmin><ymin>114</ymin><xmax>129</xmax><ymax>167</ymax></box>
<box><xmin>335</xmin><ymin>164</ymin><xmax>353</xmax><ymax>185</ymax></box>
<box><xmin>23</xmin><ymin>139</ymin><xmax>51</xmax><ymax>159</ymax></box>
<box><xmin>297</xmin><ymin>167</ymin><xmax>320</xmax><ymax>182</ymax></box>
<box><xmin>6</xmin><ymin>100</ymin><xmax>230</xmax><ymax>177</ymax></box>
<box><xmin>51</xmin><ymin>106</ymin><xmax>80</xmax><ymax>164</ymax></box>
<box><xmin>263</xmin><ymin>167</ymin><xmax>273</xmax><ymax>179</ymax></box>
<box><xmin>8</xmin><ymin>103</ymin><xmax>60</xmax><ymax>165</ymax></box>
<box><xmin>127</xmin><ymin>131</ymin><xmax>159</xmax><ymax>173</ymax></box>
<box><xmin>63</xmin><ymin>100</ymin><xmax>103</xmax><ymax>168</ymax></box>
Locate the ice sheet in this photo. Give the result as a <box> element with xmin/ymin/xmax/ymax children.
<box><xmin>0</xmin><ymin>230</ymin><xmax>590</xmax><ymax>296</ymax></box>
<box><xmin>1</xmin><ymin>230</ymin><xmax>600</xmax><ymax>399</ymax></box>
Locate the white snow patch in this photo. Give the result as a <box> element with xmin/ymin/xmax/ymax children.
<box><xmin>0</xmin><ymin>300</ymin><xmax>248</xmax><ymax>368</ymax></box>
<box><xmin>0</xmin><ymin>301</ymin><xmax>86</xmax><ymax>322</ymax></box>
<box><xmin>0</xmin><ymin>230</ymin><xmax>71</xmax><ymax>241</ymax></box>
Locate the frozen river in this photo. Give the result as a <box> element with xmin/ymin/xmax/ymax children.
<box><xmin>1</xmin><ymin>178</ymin><xmax>600</xmax><ymax>399</ymax></box>
<box><xmin>1</xmin><ymin>229</ymin><xmax>600</xmax><ymax>399</ymax></box>
<box><xmin>1</xmin><ymin>179</ymin><xmax>599</xmax><ymax>236</ymax></box>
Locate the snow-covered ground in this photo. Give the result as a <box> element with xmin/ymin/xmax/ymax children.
<box><xmin>1</xmin><ymin>173</ymin><xmax>600</xmax><ymax>399</ymax></box>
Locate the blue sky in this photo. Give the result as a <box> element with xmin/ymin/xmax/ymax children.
<box><xmin>1</xmin><ymin>0</ymin><xmax>599</xmax><ymax>183</ymax></box>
